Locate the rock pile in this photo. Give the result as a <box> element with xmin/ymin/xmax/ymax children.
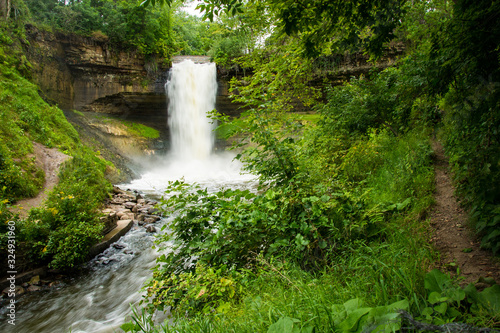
<box><xmin>1</xmin><ymin>274</ymin><xmax>65</xmax><ymax>298</ymax></box>
<box><xmin>102</xmin><ymin>186</ymin><xmax>162</xmax><ymax>234</ymax></box>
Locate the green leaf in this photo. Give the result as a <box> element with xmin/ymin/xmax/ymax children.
<box><xmin>120</xmin><ymin>322</ymin><xmax>136</xmax><ymax>332</ymax></box>
<box><xmin>267</xmin><ymin>317</ymin><xmax>301</xmax><ymax>333</ymax></box>
<box><xmin>465</xmin><ymin>284</ymin><xmax>500</xmax><ymax>315</ymax></box>
<box><xmin>428</xmin><ymin>291</ymin><xmax>447</xmax><ymax>305</ymax></box>
<box><xmin>424</xmin><ymin>269</ymin><xmax>450</xmax><ymax>294</ymax></box>
<box><xmin>337</xmin><ymin>307</ymin><xmax>371</xmax><ymax>332</ymax></box>
<box><xmin>434</xmin><ymin>302</ymin><xmax>448</xmax><ymax>315</ymax></box>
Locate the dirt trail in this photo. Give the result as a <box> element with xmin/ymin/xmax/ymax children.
<box><xmin>430</xmin><ymin>141</ymin><xmax>500</xmax><ymax>286</ymax></box>
<box><xmin>12</xmin><ymin>142</ymin><xmax>70</xmax><ymax>218</ymax></box>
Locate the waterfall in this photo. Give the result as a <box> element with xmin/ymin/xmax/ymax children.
<box><xmin>0</xmin><ymin>59</ymin><xmax>256</xmax><ymax>333</ymax></box>
<box><xmin>124</xmin><ymin>59</ymin><xmax>255</xmax><ymax>194</ymax></box>
<box><xmin>167</xmin><ymin>60</ymin><xmax>217</xmax><ymax>160</ymax></box>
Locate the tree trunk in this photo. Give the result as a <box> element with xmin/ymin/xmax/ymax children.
<box><xmin>0</xmin><ymin>0</ymin><xmax>5</xmax><ymax>19</ymax></box>
<box><xmin>0</xmin><ymin>0</ymin><xmax>9</xmax><ymax>20</ymax></box>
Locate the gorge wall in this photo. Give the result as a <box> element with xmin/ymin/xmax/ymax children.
<box><xmin>24</xmin><ymin>24</ymin><xmax>168</xmax><ymax>111</ymax></box>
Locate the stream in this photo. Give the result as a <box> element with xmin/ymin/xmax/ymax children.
<box><xmin>1</xmin><ymin>59</ymin><xmax>255</xmax><ymax>332</ymax></box>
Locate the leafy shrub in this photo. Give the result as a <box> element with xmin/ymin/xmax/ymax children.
<box><xmin>144</xmin><ymin>263</ymin><xmax>242</xmax><ymax>317</ymax></box>
<box><xmin>421</xmin><ymin>269</ymin><xmax>500</xmax><ymax>326</ymax></box>
<box><xmin>153</xmin><ymin>178</ymin><xmax>382</xmax><ymax>277</ymax></box>
<box><xmin>22</xmin><ymin>154</ymin><xmax>111</xmax><ymax>269</ymax></box>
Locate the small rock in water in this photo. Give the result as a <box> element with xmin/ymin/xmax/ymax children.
<box><xmin>49</xmin><ymin>281</ymin><xmax>62</xmax><ymax>288</ymax></box>
<box><xmin>29</xmin><ymin>275</ymin><xmax>41</xmax><ymax>285</ymax></box>
<box><xmin>102</xmin><ymin>258</ymin><xmax>117</xmax><ymax>265</ymax></box>
<box><xmin>144</xmin><ymin>217</ymin><xmax>157</xmax><ymax>224</ymax></box>
<box><xmin>113</xmin><ymin>243</ymin><xmax>126</xmax><ymax>249</ymax></box>
<box><xmin>124</xmin><ymin>249</ymin><xmax>134</xmax><ymax>255</ymax></box>
<box><xmin>27</xmin><ymin>285</ymin><xmax>41</xmax><ymax>292</ymax></box>
<box><xmin>148</xmin><ymin>207</ymin><xmax>159</xmax><ymax>215</ymax></box>
<box><xmin>145</xmin><ymin>225</ymin><xmax>157</xmax><ymax>233</ymax></box>
<box><xmin>14</xmin><ymin>286</ymin><xmax>25</xmax><ymax>296</ymax></box>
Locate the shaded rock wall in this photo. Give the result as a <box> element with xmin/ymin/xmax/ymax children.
<box><xmin>24</xmin><ymin>24</ymin><xmax>168</xmax><ymax>111</ymax></box>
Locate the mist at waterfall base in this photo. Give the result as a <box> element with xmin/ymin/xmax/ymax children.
<box><xmin>0</xmin><ymin>60</ymin><xmax>255</xmax><ymax>333</ymax></box>
<box><xmin>126</xmin><ymin>59</ymin><xmax>255</xmax><ymax>194</ymax></box>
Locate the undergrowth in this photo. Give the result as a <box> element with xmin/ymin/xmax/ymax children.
<box><xmin>0</xmin><ymin>20</ymin><xmax>113</xmax><ymax>270</ymax></box>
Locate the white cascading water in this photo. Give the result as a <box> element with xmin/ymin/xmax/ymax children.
<box><xmin>0</xmin><ymin>59</ymin><xmax>255</xmax><ymax>333</ymax></box>
<box><xmin>126</xmin><ymin>59</ymin><xmax>255</xmax><ymax>193</ymax></box>
<box><xmin>168</xmin><ymin>60</ymin><xmax>217</xmax><ymax>160</ymax></box>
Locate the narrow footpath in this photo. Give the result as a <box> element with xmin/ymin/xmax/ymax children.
<box><xmin>430</xmin><ymin>141</ymin><xmax>500</xmax><ymax>286</ymax></box>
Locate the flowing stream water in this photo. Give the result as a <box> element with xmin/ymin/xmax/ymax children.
<box><xmin>1</xmin><ymin>59</ymin><xmax>254</xmax><ymax>332</ymax></box>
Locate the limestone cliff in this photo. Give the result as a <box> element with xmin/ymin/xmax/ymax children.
<box><xmin>24</xmin><ymin>24</ymin><xmax>169</xmax><ymax>111</ymax></box>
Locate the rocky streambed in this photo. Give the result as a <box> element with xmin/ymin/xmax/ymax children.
<box><xmin>0</xmin><ymin>185</ymin><xmax>163</xmax><ymax>304</ymax></box>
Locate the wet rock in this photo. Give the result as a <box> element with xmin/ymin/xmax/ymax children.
<box><xmin>7</xmin><ymin>286</ymin><xmax>25</xmax><ymax>296</ymax></box>
<box><xmin>27</xmin><ymin>285</ymin><xmax>41</xmax><ymax>292</ymax></box>
<box><xmin>2</xmin><ymin>286</ymin><xmax>18</xmax><ymax>296</ymax></box>
<box><xmin>116</xmin><ymin>210</ymin><xmax>131</xmax><ymax>218</ymax></box>
<box><xmin>29</xmin><ymin>275</ymin><xmax>41</xmax><ymax>285</ymax></box>
<box><xmin>49</xmin><ymin>281</ymin><xmax>62</xmax><ymax>288</ymax></box>
<box><xmin>102</xmin><ymin>258</ymin><xmax>117</xmax><ymax>265</ymax></box>
<box><xmin>147</xmin><ymin>215</ymin><xmax>161</xmax><ymax>222</ymax></box>
<box><xmin>138</xmin><ymin>207</ymin><xmax>150</xmax><ymax>215</ymax></box>
<box><xmin>132</xmin><ymin>204</ymin><xmax>141</xmax><ymax>213</ymax></box>
<box><xmin>113</xmin><ymin>243</ymin><xmax>126</xmax><ymax>249</ymax></box>
<box><xmin>136</xmin><ymin>214</ymin><xmax>145</xmax><ymax>222</ymax></box>
<box><xmin>113</xmin><ymin>186</ymin><xmax>126</xmax><ymax>194</ymax></box>
<box><xmin>124</xmin><ymin>249</ymin><xmax>134</xmax><ymax>255</ymax></box>
<box><xmin>100</xmin><ymin>212</ymin><xmax>118</xmax><ymax>234</ymax></box>
<box><xmin>145</xmin><ymin>225</ymin><xmax>157</xmax><ymax>233</ymax></box>
<box><xmin>144</xmin><ymin>217</ymin><xmax>157</xmax><ymax>224</ymax></box>
<box><xmin>137</xmin><ymin>219</ymin><xmax>146</xmax><ymax>226</ymax></box>
<box><xmin>120</xmin><ymin>213</ymin><xmax>135</xmax><ymax>220</ymax></box>
<box><xmin>136</xmin><ymin>193</ymin><xmax>143</xmax><ymax>200</ymax></box>
<box><xmin>148</xmin><ymin>207</ymin><xmax>159</xmax><ymax>215</ymax></box>
<box><xmin>102</xmin><ymin>208</ymin><xmax>115</xmax><ymax>214</ymax></box>
<box><xmin>124</xmin><ymin>202</ymin><xmax>136</xmax><ymax>209</ymax></box>
<box><xmin>137</xmin><ymin>198</ymin><xmax>146</xmax><ymax>205</ymax></box>
<box><xmin>111</xmin><ymin>198</ymin><xmax>126</xmax><ymax>204</ymax></box>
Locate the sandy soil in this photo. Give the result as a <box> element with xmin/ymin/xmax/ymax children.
<box><xmin>430</xmin><ymin>141</ymin><xmax>500</xmax><ymax>286</ymax></box>
<box><xmin>12</xmin><ymin>142</ymin><xmax>70</xmax><ymax>218</ymax></box>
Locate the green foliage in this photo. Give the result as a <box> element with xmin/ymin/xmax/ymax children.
<box><xmin>429</xmin><ymin>0</ymin><xmax>500</xmax><ymax>253</ymax></box>
<box><xmin>420</xmin><ymin>269</ymin><xmax>500</xmax><ymax>326</ymax></box>
<box><xmin>0</xmin><ymin>22</ymin><xmax>113</xmax><ymax>270</ymax></box>
<box><xmin>25</xmin><ymin>0</ymin><xmax>177</xmax><ymax>58</ymax></box>
<box><xmin>196</xmin><ymin>0</ymin><xmax>405</xmax><ymax>58</ymax></box>
<box><xmin>132</xmin><ymin>1</ymin><xmax>500</xmax><ymax>331</ymax></box>
<box><xmin>144</xmin><ymin>263</ymin><xmax>242</xmax><ymax>316</ymax></box>
<box><xmin>18</xmin><ymin>153</ymin><xmax>112</xmax><ymax>269</ymax></box>
<box><xmin>0</xmin><ymin>47</ymin><xmax>80</xmax><ymax>201</ymax></box>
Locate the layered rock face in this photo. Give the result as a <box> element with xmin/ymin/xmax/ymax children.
<box><xmin>24</xmin><ymin>24</ymin><xmax>168</xmax><ymax>112</ymax></box>
<box><xmin>23</xmin><ymin>25</ymin><xmax>170</xmax><ymax>179</ymax></box>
